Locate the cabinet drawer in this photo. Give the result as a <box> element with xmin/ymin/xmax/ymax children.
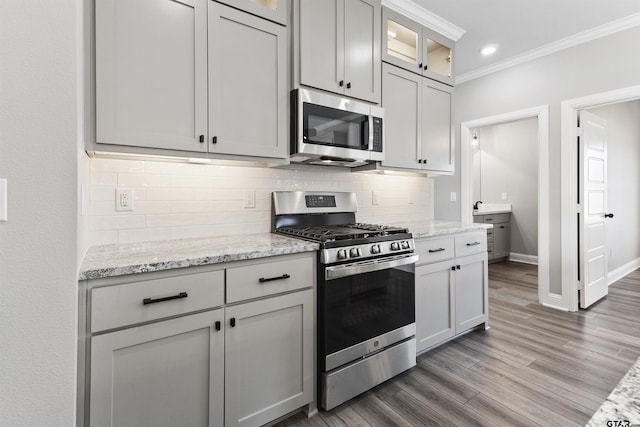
<box><xmin>482</xmin><ymin>213</ymin><xmax>510</xmax><ymax>224</ymax></box>
<box><xmin>455</xmin><ymin>232</ymin><xmax>487</xmax><ymax>258</ymax></box>
<box><xmin>415</xmin><ymin>237</ymin><xmax>454</xmax><ymax>265</ymax></box>
<box><xmin>226</xmin><ymin>255</ymin><xmax>314</xmax><ymax>303</ymax></box>
<box><xmin>91</xmin><ymin>270</ymin><xmax>224</xmax><ymax>333</ymax></box>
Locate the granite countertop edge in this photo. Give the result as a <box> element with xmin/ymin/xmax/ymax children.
<box><xmin>397</xmin><ymin>220</ymin><xmax>492</xmax><ymax>239</ymax></box>
<box><xmin>78</xmin><ymin>234</ymin><xmax>319</xmax><ymax>281</ymax></box>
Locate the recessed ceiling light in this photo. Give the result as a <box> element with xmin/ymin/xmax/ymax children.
<box><xmin>481</xmin><ymin>46</ymin><xmax>497</xmax><ymax>55</ymax></box>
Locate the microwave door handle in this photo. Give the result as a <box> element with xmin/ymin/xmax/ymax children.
<box><xmin>364</xmin><ymin>116</ymin><xmax>372</xmax><ymax>150</ymax></box>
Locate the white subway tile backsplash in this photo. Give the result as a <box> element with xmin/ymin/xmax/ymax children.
<box><xmin>87</xmin><ymin>158</ymin><xmax>434</xmax><ymax>246</ymax></box>
<box><xmin>118</xmin><ymin>173</ymin><xmax>171</xmax><ymax>188</ymax></box>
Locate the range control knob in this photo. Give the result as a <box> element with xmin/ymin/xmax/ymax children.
<box><xmin>350</xmin><ymin>248</ymin><xmax>361</xmax><ymax>258</ymax></box>
<box><xmin>390</xmin><ymin>242</ymin><xmax>400</xmax><ymax>251</ymax></box>
<box><xmin>401</xmin><ymin>241</ymin><xmax>410</xmax><ymax>249</ymax></box>
<box><xmin>337</xmin><ymin>249</ymin><xmax>348</xmax><ymax>260</ymax></box>
<box><xmin>371</xmin><ymin>244</ymin><xmax>381</xmax><ymax>254</ymax></box>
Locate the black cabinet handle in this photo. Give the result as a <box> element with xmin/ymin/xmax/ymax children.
<box><xmin>212</xmin><ymin>136</ymin><xmax>217</xmax><ymax>144</ymax></box>
<box><xmin>456</xmin><ymin>265</ymin><xmax>461</xmax><ymax>270</ymax></box>
<box><xmin>339</xmin><ymin>80</ymin><xmax>344</xmax><ymax>87</ymax></box>
<box><xmin>499</xmin><ymin>225</ymin><xmax>505</xmax><ymax>229</ymax></box>
<box><xmin>230</xmin><ymin>318</ymin><xmax>236</xmax><ymax>328</ymax></box>
<box><xmin>418</xmin><ymin>63</ymin><xmax>423</xmax><ymax>69</ymax></box>
<box><xmin>346</xmin><ymin>82</ymin><xmax>352</xmax><ymax>89</ymax></box>
<box><xmin>605</xmin><ymin>213</ymin><xmax>615</xmax><ymax>218</ymax></box>
<box><xmin>142</xmin><ymin>292</ymin><xmax>188</xmax><ymax>305</ymax></box>
<box><xmin>199</xmin><ymin>135</ymin><xmax>204</xmax><ymax>143</ymax></box>
<box><xmin>466</xmin><ymin>242</ymin><xmax>481</xmax><ymax>246</ymax></box>
<box><xmin>259</xmin><ymin>273</ymin><xmax>290</xmax><ymax>283</ymax></box>
<box><xmin>215</xmin><ymin>321</ymin><xmax>221</xmax><ymax>331</ymax></box>
<box><xmin>424</xmin><ymin>64</ymin><xmax>428</xmax><ymax>70</ymax></box>
<box><xmin>428</xmin><ymin>248</ymin><xmax>446</xmax><ymax>253</ymax></box>
<box><xmin>451</xmin><ymin>266</ymin><xmax>456</xmax><ymax>271</ymax></box>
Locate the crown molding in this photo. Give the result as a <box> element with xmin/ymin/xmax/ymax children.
<box><xmin>456</xmin><ymin>12</ymin><xmax>640</xmax><ymax>84</ymax></box>
<box><xmin>381</xmin><ymin>0</ymin><xmax>465</xmax><ymax>41</ymax></box>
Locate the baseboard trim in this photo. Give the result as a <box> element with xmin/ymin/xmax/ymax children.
<box><xmin>509</xmin><ymin>252</ymin><xmax>538</xmax><ymax>265</ymax></box>
<box><xmin>608</xmin><ymin>257</ymin><xmax>640</xmax><ymax>286</ymax></box>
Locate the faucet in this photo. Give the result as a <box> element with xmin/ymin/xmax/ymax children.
<box><xmin>473</xmin><ymin>200</ymin><xmax>483</xmax><ymax>210</ymax></box>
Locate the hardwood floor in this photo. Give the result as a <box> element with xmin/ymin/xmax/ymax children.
<box><xmin>276</xmin><ymin>261</ymin><xmax>640</xmax><ymax>426</ymax></box>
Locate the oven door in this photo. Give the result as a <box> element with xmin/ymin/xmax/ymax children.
<box><xmin>319</xmin><ymin>253</ymin><xmax>418</xmax><ymax>371</ymax></box>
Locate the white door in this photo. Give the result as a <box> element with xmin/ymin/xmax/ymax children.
<box><xmin>579</xmin><ymin>110</ymin><xmax>609</xmax><ymax>308</ymax></box>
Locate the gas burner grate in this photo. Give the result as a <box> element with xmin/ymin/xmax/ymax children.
<box><xmin>276</xmin><ymin>223</ymin><xmax>409</xmax><ymax>243</ymax></box>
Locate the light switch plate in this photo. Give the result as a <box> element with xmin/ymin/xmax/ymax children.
<box><xmin>372</xmin><ymin>191</ymin><xmax>379</xmax><ymax>205</ymax></box>
<box><xmin>450</xmin><ymin>192</ymin><xmax>457</xmax><ymax>202</ymax></box>
<box><xmin>501</xmin><ymin>192</ymin><xmax>508</xmax><ymax>200</ymax></box>
<box><xmin>0</xmin><ymin>179</ymin><xmax>6</xmax><ymax>221</ymax></box>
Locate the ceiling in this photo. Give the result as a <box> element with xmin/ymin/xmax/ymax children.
<box><xmin>411</xmin><ymin>0</ymin><xmax>640</xmax><ymax>80</ymax></box>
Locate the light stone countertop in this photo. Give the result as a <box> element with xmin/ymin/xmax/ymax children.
<box><xmin>78</xmin><ymin>234</ymin><xmax>319</xmax><ymax>280</ymax></box>
<box><xmin>396</xmin><ymin>220</ymin><xmax>492</xmax><ymax>239</ymax></box>
<box><xmin>587</xmin><ymin>356</ymin><xmax>640</xmax><ymax>425</ymax></box>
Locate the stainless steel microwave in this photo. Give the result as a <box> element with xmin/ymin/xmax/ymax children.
<box><xmin>290</xmin><ymin>88</ymin><xmax>384</xmax><ymax>167</ymax></box>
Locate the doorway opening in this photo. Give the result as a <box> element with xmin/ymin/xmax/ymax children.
<box><xmin>561</xmin><ymin>85</ymin><xmax>640</xmax><ymax>311</ymax></box>
<box><xmin>460</xmin><ymin>105</ymin><xmax>551</xmax><ymax>307</ymax></box>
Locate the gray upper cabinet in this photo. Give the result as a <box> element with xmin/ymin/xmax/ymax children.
<box><xmin>299</xmin><ymin>0</ymin><xmax>381</xmax><ymax>104</ymax></box>
<box><xmin>381</xmin><ymin>64</ymin><xmax>421</xmax><ymax>170</ymax></box>
<box><xmin>381</xmin><ymin>63</ymin><xmax>454</xmax><ymax>174</ymax></box>
<box><xmin>95</xmin><ymin>0</ymin><xmax>208</xmax><ymax>152</ymax></box>
<box><xmin>422</xmin><ymin>78</ymin><xmax>454</xmax><ymax>173</ymax></box>
<box><xmin>209</xmin><ymin>2</ymin><xmax>287</xmax><ymax>159</ymax></box>
<box><xmin>216</xmin><ymin>0</ymin><xmax>288</xmax><ymax>25</ymax></box>
<box><xmin>382</xmin><ymin>7</ymin><xmax>454</xmax><ymax>86</ymax></box>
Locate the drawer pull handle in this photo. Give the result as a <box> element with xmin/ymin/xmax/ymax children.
<box><xmin>142</xmin><ymin>292</ymin><xmax>188</xmax><ymax>305</ymax></box>
<box><xmin>215</xmin><ymin>321</ymin><xmax>221</xmax><ymax>331</ymax></box>
<box><xmin>230</xmin><ymin>318</ymin><xmax>236</xmax><ymax>328</ymax></box>
<box><xmin>428</xmin><ymin>248</ymin><xmax>446</xmax><ymax>253</ymax></box>
<box><xmin>258</xmin><ymin>273</ymin><xmax>290</xmax><ymax>283</ymax></box>
<box><xmin>466</xmin><ymin>242</ymin><xmax>481</xmax><ymax>247</ymax></box>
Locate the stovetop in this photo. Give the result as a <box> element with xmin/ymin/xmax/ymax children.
<box><xmin>275</xmin><ymin>223</ymin><xmax>409</xmax><ymax>243</ymax></box>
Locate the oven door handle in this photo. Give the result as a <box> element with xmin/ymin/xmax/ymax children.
<box><xmin>325</xmin><ymin>254</ymin><xmax>419</xmax><ymax>280</ymax></box>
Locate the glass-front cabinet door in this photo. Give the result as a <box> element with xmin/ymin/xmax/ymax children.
<box><xmin>382</xmin><ymin>7</ymin><xmax>454</xmax><ymax>86</ymax></box>
<box><xmin>382</xmin><ymin>7</ymin><xmax>423</xmax><ymax>74</ymax></box>
<box><xmin>423</xmin><ymin>27</ymin><xmax>454</xmax><ymax>85</ymax></box>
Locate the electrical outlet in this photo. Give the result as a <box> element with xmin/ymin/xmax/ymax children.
<box><xmin>450</xmin><ymin>192</ymin><xmax>457</xmax><ymax>202</ymax></box>
<box><xmin>501</xmin><ymin>192</ymin><xmax>508</xmax><ymax>200</ymax></box>
<box><xmin>243</xmin><ymin>190</ymin><xmax>256</xmax><ymax>208</ymax></box>
<box><xmin>116</xmin><ymin>188</ymin><xmax>134</xmax><ymax>212</ymax></box>
<box><xmin>372</xmin><ymin>191</ymin><xmax>379</xmax><ymax>205</ymax></box>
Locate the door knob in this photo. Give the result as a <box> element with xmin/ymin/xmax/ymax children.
<box><xmin>604</xmin><ymin>213</ymin><xmax>614</xmax><ymax>218</ymax></box>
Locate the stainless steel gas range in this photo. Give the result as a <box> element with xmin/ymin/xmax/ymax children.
<box><xmin>273</xmin><ymin>191</ymin><xmax>417</xmax><ymax>410</ymax></box>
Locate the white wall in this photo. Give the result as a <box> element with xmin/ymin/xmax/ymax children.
<box><xmin>473</xmin><ymin>118</ymin><xmax>538</xmax><ymax>256</ymax></box>
<box><xmin>589</xmin><ymin>100</ymin><xmax>640</xmax><ymax>273</ymax></box>
<box><xmin>435</xmin><ymin>25</ymin><xmax>640</xmax><ymax>294</ymax></box>
<box><xmin>87</xmin><ymin>159</ymin><xmax>434</xmax><ymax>246</ymax></box>
<box><xmin>0</xmin><ymin>1</ymin><xmax>78</xmax><ymax>425</ymax></box>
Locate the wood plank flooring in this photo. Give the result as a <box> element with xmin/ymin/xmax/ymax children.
<box><xmin>275</xmin><ymin>261</ymin><xmax>640</xmax><ymax>426</ymax></box>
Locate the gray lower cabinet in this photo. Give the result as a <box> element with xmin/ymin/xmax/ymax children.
<box><xmin>298</xmin><ymin>0</ymin><xmax>381</xmax><ymax>104</ymax></box>
<box><xmin>414</xmin><ymin>232</ymin><xmax>488</xmax><ymax>354</ymax></box>
<box><xmin>381</xmin><ymin>63</ymin><xmax>454</xmax><ymax>174</ymax></box>
<box><xmin>90</xmin><ymin>310</ymin><xmax>225</xmax><ymax>427</ymax></box>
<box><xmin>82</xmin><ymin>253</ymin><xmax>315</xmax><ymax>427</ymax></box>
<box><xmin>225</xmin><ymin>290</ymin><xmax>313</xmax><ymax>427</ymax></box>
<box><xmin>474</xmin><ymin>213</ymin><xmax>511</xmax><ymax>262</ymax></box>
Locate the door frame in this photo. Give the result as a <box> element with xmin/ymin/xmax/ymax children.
<box><xmin>460</xmin><ymin>105</ymin><xmax>550</xmax><ymax>307</ymax></box>
<box><xmin>560</xmin><ymin>84</ymin><xmax>640</xmax><ymax>312</ymax></box>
